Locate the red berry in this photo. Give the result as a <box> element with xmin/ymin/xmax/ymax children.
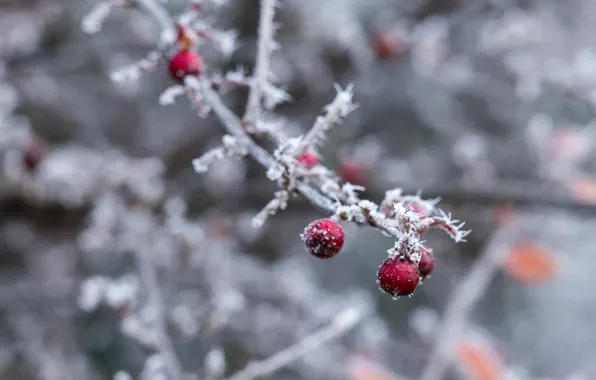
<box><xmin>297</xmin><ymin>152</ymin><xmax>319</xmax><ymax>169</ymax></box>
<box><xmin>418</xmin><ymin>247</ymin><xmax>435</xmax><ymax>279</ymax></box>
<box><xmin>302</xmin><ymin>218</ymin><xmax>344</xmax><ymax>259</ymax></box>
<box><xmin>23</xmin><ymin>136</ymin><xmax>47</xmax><ymax>171</ymax></box>
<box><xmin>169</xmin><ymin>50</ymin><xmax>204</xmax><ymax>82</ymax></box>
<box><xmin>371</xmin><ymin>32</ymin><xmax>405</xmax><ymax>60</ymax></box>
<box><xmin>338</xmin><ymin>157</ymin><xmax>366</xmax><ymax>185</ymax></box>
<box><xmin>377</xmin><ymin>256</ymin><xmax>420</xmax><ymax>297</ymax></box>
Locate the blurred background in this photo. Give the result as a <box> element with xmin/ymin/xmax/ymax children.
<box><xmin>1</xmin><ymin>0</ymin><xmax>596</xmax><ymax>379</ymax></box>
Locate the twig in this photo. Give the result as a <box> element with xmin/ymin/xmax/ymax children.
<box><xmin>137</xmin><ymin>0</ymin><xmax>177</xmax><ymax>45</ymax></box>
<box><xmin>134</xmin><ymin>249</ymin><xmax>186</xmax><ymax>380</ymax></box>
<box><xmin>202</xmin><ymin>82</ymin><xmax>407</xmax><ymax>237</ymax></box>
<box><xmin>243</xmin><ymin>0</ymin><xmax>278</xmax><ymax>124</ymax></box>
<box><xmin>240</xmin><ymin>179</ymin><xmax>596</xmax><ymax>214</ymax></box>
<box><xmin>417</xmin><ymin>226</ymin><xmax>517</xmax><ymax>380</ymax></box>
<box><xmin>225</xmin><ymin>306</ymin><xmax>364</xmax><ymax>380</ymax></box>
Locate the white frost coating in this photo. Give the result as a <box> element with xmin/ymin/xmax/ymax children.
<box><xmin>193</xmin><ymin>136</ymin><xmax>247</xmax><ymax>173</ymax></box>
<box><xmin>192</xmin><ymin>147</ymin><xmax>226</xmax><ymax>173</ymax></box>
<box><xmin>104</xmin><ymin>275</ymin><xmax>139</xmax><ymax>310</ymax></box>
<box><xmin>81</xmin><ymin>2</ymin><xmax>113</xmax><ymax>34</ymax></box>
<box><xmin>78</xmin><ymin>275</ymin><xmax>108</xmax><ymax>312</ymax></box>
<box><xmin>298</xmin><ymin>83</ymin><xmax>357</xmax><ymax>152</ymax></box>
<box><xmin>261</xmin><ymin>81</ymin><xmax>291</xmax><ymax>110</ymax></box>
<box><xmin>159</xmin><ymin>85</ymin><xmax>186</xmax><ymax>105</ymax></box>
<box><xmin>213</xmin><ymin>29</ymin><xmax>239</xmax><ymax>58</ymax></box>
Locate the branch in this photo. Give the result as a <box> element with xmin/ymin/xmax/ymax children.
<box><xmin>134</xmin><ymin>249</ymin><xmax>186</xmax><ymax>380</ymax></box>
<box><xmin>137</xmin><ymin>0</ymin><xmax>177</xmax><ymax>45</ymax></box>
<box><xmin>241</xmin><ymin>179</ymin><xmax>596</xmax><ymax>214</ymax></box>
<box><xmin>417</xmin><ymin>226</ymin><xmax>517</xmax><ymax>380</ymax></box>
<box><xmin>225</xmin><ymin>306</ymin><xmax>364</xmax><ymax>380</ymax></box>
<box><xmin>243</xmin><ymin>0</ymin><xmax>278</xmax><ymax>124</ymax></box>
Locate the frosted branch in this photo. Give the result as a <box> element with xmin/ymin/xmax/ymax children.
<box><xmin>243</xmin><ymin>0</ymin><xmax>279</xmax><ymax>123</ymax></box>
<box><xmin>110</xmin><ymin>52</ymin><xmax>162</xmax><ymax>83</ymax></box>
<box><xmin>225</xmin><ymin>306</ymin><xmax>364</xmax><ymax>380</ymax></box>
<box><xmin>81</xmin><ymin>1</ymin><xmax>115</xmax><ymax>34</ymax></box>
<box><xmin>137</xmin><ymin>0</ymin><xmax>177</xmax><ymax>45</ymax></box>
<box><xmin>252</xmin><ymin>190</ymin><xmax>290</xmax><ymax>228</ymax></box>
<box><xmin>133</xmin><ymin>249</ymin><xmax>185</xmax><ymax>380</ymax></box>
<box><xmin>418</xmin><ymin>226</ymin><xmax>517</xmax><ymax>380</ymax></box>
<box><xmin>416</xmin><ymin>209</ymin><xmax>471</xmax><ymax>242</ymax></box>
<box><xmin>298</xmin><ymin>84</ymin><xmax>357</xmax><ymax>153</ymax></box>
<box><xmin>192</xmin><ymin>135</ymin><xmax>248</xmax><ymax>173</ymax></box>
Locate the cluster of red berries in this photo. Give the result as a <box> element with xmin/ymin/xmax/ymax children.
<box><xmin>302</xmin><ymin>218</ymin><xmax>435</xmax><ymax>297</ymax></box>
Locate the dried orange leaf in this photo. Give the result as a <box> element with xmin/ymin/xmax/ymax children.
<box><xmin>502</xmin><ymin>242</ymin><xmax>557</xmax><ymax>284</ymax></box>
<box><xmin>570</xmin><ymin>176</ymin><xmax>596</xmax><ymax>205</ymax></box>
<box><xmin>456</xmin><ymin>340</ymin><xmax>504</xmax><ymax>380</ymax></box>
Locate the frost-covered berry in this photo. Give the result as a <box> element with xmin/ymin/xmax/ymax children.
<box><xmin>377</xmin><ymin>256</ymin><xmax>420</xmax><ymax>297</ymax></box>
<box><xmin>169</xmin><ymin>50</ymin><xmax>204</xmax><ymax>82</ymax></box>
<box><xmin>297</xmin><ymin>152</ymin><xmax>319</xmax><ymax>169</ymax></box>
<box><xmin>302</xmin><ymin>218</ymin><xmax>344</xmax><ymax>259</ymax></box>
<box><xmin>418</xmin><ymin>247</ymin><xmax>435</xmax><ymax>279</ymax></box>
<box><xmin>23</xmin><ymin>136</ymin><xmax>47</xmax><ymax>171</ymax></box>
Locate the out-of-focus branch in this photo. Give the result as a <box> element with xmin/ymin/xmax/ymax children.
<box><xmin>133</xmin><ymin>248</ymin><xmax>186</xmax><ymax>380</ymax></box>
<box><xmin>242</xmin><ymin>179</ymin><xmax>596</xmax><ymax>213</ymax></box>
<box><xmin>137</xmin><ymin>0</ymin><xmax>177</xmax><ymax>45</ymax></box>
<box><xmin>417</xmin><ymin>225</ymin><xmax>517</xmax><ymax>380</ymax></box>
<box><xmin>243</xmin><ymin>0</ymin><xmax>278</xmax><ymax>124</ymax></box>
<box><xmin>225</xmin><ymin>306</ymin><xmax>364</xmax><ymax>380</ymax></box>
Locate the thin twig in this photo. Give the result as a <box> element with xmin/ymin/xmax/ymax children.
<box><xmin>134</xmin><ymin>249</ymin><xmax>186</xmax><ymax>380</ymax></box>
<box><xmin>242</xmin><ymin>179</ymin><xmax>596</xmax><ymax>214</ymax></box>
<box><xmin>243</xmin><ymin>0</ymin><xmax>277</xmax><ymax>124</ymax></box>
<box><xmin>417</xmin><ymin>226</ymin><xmax>517</xmax><ymax>380</ymax></box>
<box><xmin>225</xmin><ymin>306</ymin><xmax>364</xmax><ymax>380</ymax></box>
<box><xmin>137</xmin><ymin>0</ymin><xmax>177</xmax><ymax>45</ymax></box>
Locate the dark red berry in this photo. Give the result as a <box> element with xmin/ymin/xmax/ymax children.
<box><xmin>169</xmin><ymin>50</ymin><xmax>204</xmax><ymax>82</ymax></box>
<box><xmin>23</xmin><ymin>136</ymin><xmax>47</xmax><ymax>171</ymax></box>
<box><xmin>302</xmin><ymin>218</ymin><xmax>344</xmax><ymax>259</ymax></box>
<box><xmin>371</xmin><ymin>32</ymin><xmax>405</xmax><ymax>60</ymax></box>
<box><xmin>377</xmin><ymin>256</ymin><xmax>420</xmax><ymax>297</ymax></box>
<box><xmin>418</xmin><ymin>247</ymin><xmax>435</xmax><ymax>279</ymax></box>
<box><xmin>297</xmin><ymin>152</ymin><xmax>319</xmax><ymax>169</ymax></box>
